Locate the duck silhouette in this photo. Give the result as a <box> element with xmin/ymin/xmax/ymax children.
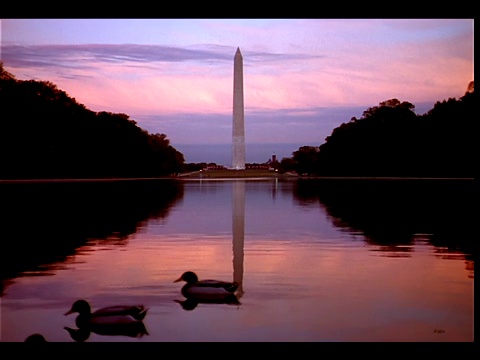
<box><xmin>64</xmin><ymin>299</ymin><xmax>149</xmax><ymax>341</ymax></box>
<box><xmin>174</xmin><ymin>271</ymin><xmax>240</xmax><ymax>305</ymax></box>
<box><xmin>24</xmin><ymin>333</ymin><xmax>47</xmax><ymax>343</ymax></box>
<box><xmin>65</xmin><ymin>299</ymin><xmax>148</xmax><ymax>320</ymax></box>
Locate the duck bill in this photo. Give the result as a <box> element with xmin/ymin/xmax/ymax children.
<box><xmin>173</xmin><ymin>277</ymin><xmax>182</xmax><ymax>283</ymax></box>
<box><xmin>64</xmin><ymin>309</ymin><xmax>74</xmax><ymax>316</ymax></box>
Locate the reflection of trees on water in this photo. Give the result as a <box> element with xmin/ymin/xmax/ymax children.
<box><xmin>292</xmin><ymin>178</ymin><xmax>475</xmax><ymax>260</ymax></box>
<box><xmin>0</xmin><ymin>179</ymin><xmax>184</xmax><ymax>293</ymax></box>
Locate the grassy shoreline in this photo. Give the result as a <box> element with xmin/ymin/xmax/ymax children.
<box><xmin>177</xmin><ymin>169</ymin><xmax>289</xmax><ymax>179</ymax></box>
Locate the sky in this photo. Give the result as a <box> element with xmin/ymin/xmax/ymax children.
<box><xmin>0</xmin><ymin>19</ymin><xmax>474</xmax><ymax>164</ymax></box>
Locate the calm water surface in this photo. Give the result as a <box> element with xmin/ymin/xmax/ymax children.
<box><xmin>0</xmin><ymin>178</ymin><xmax>474</xmax><ymax>342</ymax></box>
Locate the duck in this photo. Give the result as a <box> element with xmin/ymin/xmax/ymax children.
<box><xmin>174</xmin><ymin>271</ymin><xmax>240</xmax><ymax>302</ymax></box>
<box><xmin>64</xmin><ymin>299</ymin><xmax>149</xmax><ymax>341</ymax></box>
<box><xmin>65</xmin><ymin>299</ymin><xmax>148</xmax><ymax>321</ymax></box>
<box><xmin>24</xmin><ymin>333</ymin><xmax>47</xmax><ymax>343</ymax></box>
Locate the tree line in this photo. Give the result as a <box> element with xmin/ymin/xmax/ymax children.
<box><xmin>1</xmin><ymin>63</ymin><xmax>185</xmax><ymax>179</ymax></box>
<box><xmin>0</xmin><ymin>63</ymin><xmax>475</xmax><ymax>179</ymax></box>
<box><xmin>278</xmin><ymin>82</ymin><xmax>475</xmax><ymax>178</ymax></box>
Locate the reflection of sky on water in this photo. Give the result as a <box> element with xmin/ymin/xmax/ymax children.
<box><xmin>5</xmin><ymin>228</ymin><xmax>472</xmax><ymax>341</ymax></box>
<box><xmin>0</xmin><ymin>178</ymin><xmax>474</xmax><ymax>342</ymax></box>
<box><xmin>0</xmin><ymin>179</ymin><xmax>184</xmax><ymax>295</ymax></box>
<box><xmin>147</xmin><ymin>180</ymin><xmax>342</xmax><ymax>241</ymax></box>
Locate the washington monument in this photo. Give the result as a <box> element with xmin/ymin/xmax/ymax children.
<box><xmin>232</xmin><ymin>47</ymin><xmax>245</xmax><ymax>169</ymax></box>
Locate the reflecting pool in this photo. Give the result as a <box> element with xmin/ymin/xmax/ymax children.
<box><xmin>0</xmin><ymin>178</ymin><xmax>474</xmax><ymax>342</ymax></box>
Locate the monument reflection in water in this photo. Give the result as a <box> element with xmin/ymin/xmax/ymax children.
<box><xmin>232</xmin><ymin>180</ymin><xmax>245</xmax><ymax>297</ymax></box>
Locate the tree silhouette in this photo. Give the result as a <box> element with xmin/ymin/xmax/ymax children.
<box><xmin>0</xmin><ymin>63</ymin><xmax>185</xmax><ymax>179</ymax></box>
<box><xmin>283</xmin><ymin>82</ymin><xmax>474</xmax><ymax>178</ymax></box>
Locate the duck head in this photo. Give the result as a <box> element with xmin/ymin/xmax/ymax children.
<box><xmin>174</xmin><ymin>271</ymin><xmax>198</xmax><ymax>284</ymax></box>
<box><xmin>65</xmin><ymin>299</ymin><xmax>91</xmax><ymax>316</ymax></box>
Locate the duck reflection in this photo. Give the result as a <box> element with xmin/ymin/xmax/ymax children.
<box><xmin>64</xmin><ymin>322</ymin><xmax>149</xmax><ymax>342</ymax></box>
<box><xmin>174</xmin><ymin>180</ymin><xmax>246</xmax><ymax>310</ymax></box>
<box><xmin>174</xmin><ymin>295</ymin><xmax>240</xmax><ymax>311</ymax></box>
<box><xmin>64</xmin><ymin>299</ymin><xmax>149</xmax><ymax>342</ymax></box>
<box><xmin>0</xmin><ymin>179</ymin><xmax>184</xmax><ymax>296</ymax></box>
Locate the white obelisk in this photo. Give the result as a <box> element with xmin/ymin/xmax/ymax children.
<box><xmin>232</xmin><ymin>47</ymin><xmax>245</xmax><ymax>170</ymax></box>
